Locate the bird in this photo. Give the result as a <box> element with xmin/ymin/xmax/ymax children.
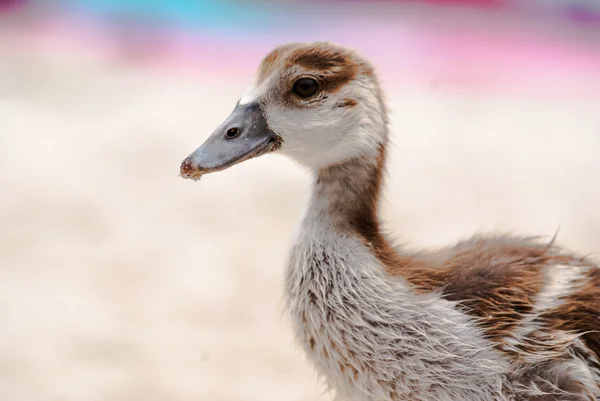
<box><xmin>180</xmin><ymin>42</ymin><xmax>600</xmax><ymax>401</ymax></box>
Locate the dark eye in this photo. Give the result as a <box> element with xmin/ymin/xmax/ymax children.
<box><xmin>292</xmin><ymin>78</ymin><xmax>319</xmax><ymax>98</ymax></box>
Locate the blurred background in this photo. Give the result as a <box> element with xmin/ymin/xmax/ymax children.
<box><xmin>1</xmin><ymin>1</ymin><xmax>600</xmax><ymax>400</ymax></box>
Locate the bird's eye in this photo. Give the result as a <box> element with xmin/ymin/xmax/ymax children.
<box><xmin>292</xmin><ymin>78</ymin><xmax>319</xmax><ymax>98</ymax></box>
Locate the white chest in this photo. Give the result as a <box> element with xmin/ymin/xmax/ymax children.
<box><xmin>283</xmin><ymin>226</ymin><xmax>510</xmax><ymax>401</ymax></box>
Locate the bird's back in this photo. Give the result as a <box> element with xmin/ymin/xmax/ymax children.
<box><xmin>396</xmin><ymin>235</ymin><xmax>600</xmax><ymax>398</ymax></box>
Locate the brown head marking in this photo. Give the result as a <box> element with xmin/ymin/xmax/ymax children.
<box><xmin>286</xmin><ymin>44</ymin><xmax>360</xmax><ymax>94</ymax></box>
<box><xmin>336</xmin><ymin>98</ymin><xmax>358</xmax><ymax>108</ymax></box>
<box><xmin>256</xmin><ymin>43</ymin><xmax>299</xmax><ymax>86</ymax></box>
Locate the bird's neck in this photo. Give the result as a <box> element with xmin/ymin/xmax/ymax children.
<box><xmin>304</xmin><ymin>142</ymin><xmax>408</xmax><ymax>270</ymax></box>
<box><xmin>287</xmin><ymin>143</ymin><xmax>508</xmax><ymax>399</ymax></box>
<box><xmin>311</xmin><ymin>144</ymin><xmax>385</xmax><ymax>235</ymax></box>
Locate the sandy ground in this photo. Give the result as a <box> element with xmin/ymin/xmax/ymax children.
<box><xmin>1</xmin><ymin>40</ymin><xmax>600</xmax><ymax>401</ymax></box>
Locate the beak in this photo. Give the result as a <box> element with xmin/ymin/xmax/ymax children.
<box><xmin>180</xmin><ymin>102</ymin><xmax>281</xmax><ymax>181</ymax></box>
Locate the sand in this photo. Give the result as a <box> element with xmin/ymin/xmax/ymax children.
<box><xmin>1</xmin><ymin>37</ymin><xmax>599</xmax><ymax>401</ymax></box>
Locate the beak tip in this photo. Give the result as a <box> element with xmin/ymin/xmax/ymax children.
<box><xmin>180</xmin><ymin>156</ymin><xmax>193</xmax><ymax>172</ymax></box>
<box><xmin>180</xmin><ymin>156</ymin><xmax>204</xmax><ymax>181</ymax></box>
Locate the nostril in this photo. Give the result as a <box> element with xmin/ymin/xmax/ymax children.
<box><xmin>225</xmin><ymin>127</ymin><xmax>240</xmax><ymax>139</ymax></box>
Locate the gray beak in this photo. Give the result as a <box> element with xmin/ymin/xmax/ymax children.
<box><xmin>180</xmin><ymin>102</ymin><xmax>281</xmax><ymax>180</ymax></box>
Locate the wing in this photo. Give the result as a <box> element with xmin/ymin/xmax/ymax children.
<box><xmin>394</xmin><ymin>235</ymin><xmax>600</xmax><ymax>366</ymax></box>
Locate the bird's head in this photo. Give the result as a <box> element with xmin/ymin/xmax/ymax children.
<box><xmin>180</xmin><ymin>42</ymin><xmax>387</xmax><ymax>180</ymax></box>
